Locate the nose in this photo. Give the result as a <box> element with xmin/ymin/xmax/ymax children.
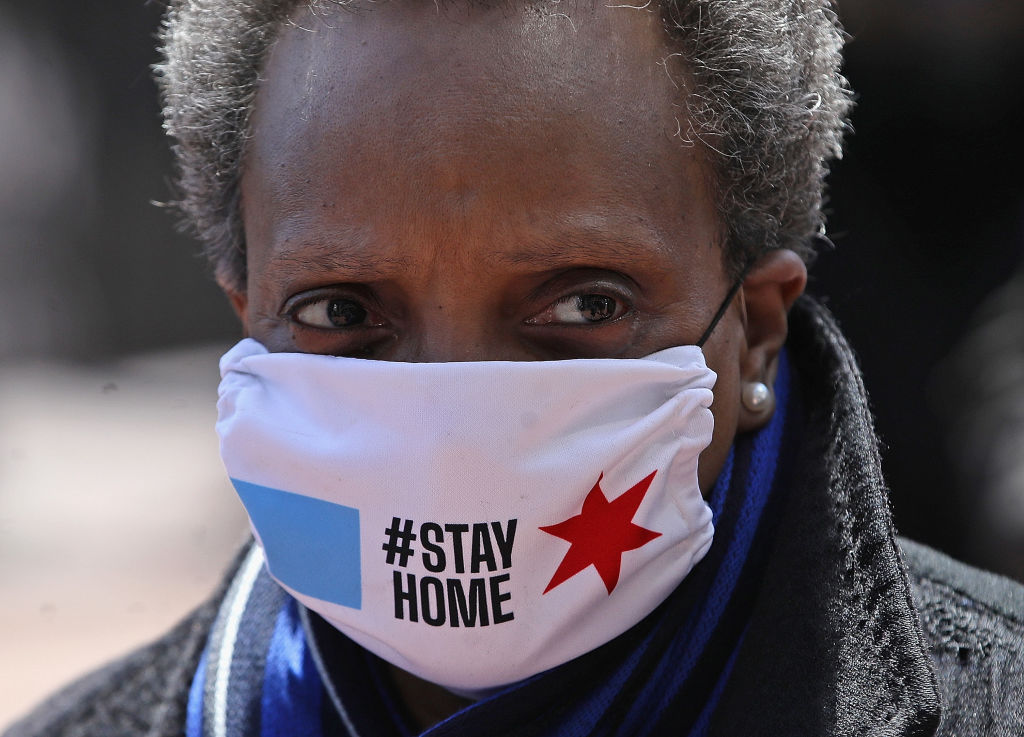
<box><xmin>389</xmin><ymin>311</ymin><xmax>529</xmax><ymax>363</ymax></box>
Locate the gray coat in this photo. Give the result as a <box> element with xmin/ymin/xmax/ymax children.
<box><xmin>5</xmin><ymin>299</ymin><xmax>1023</xmax><ymax>736</ymax></box>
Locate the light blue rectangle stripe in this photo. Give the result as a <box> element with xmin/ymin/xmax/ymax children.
<box><xmin>231</xmin><ymin>478</ymin><xmax>362</xmax><ymax>609</ymax></box>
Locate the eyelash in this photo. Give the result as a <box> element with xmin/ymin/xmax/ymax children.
<box><xmin>283</xmin><ymin>290</ymin><xmax>383</xmax><ymax>331</ymax></box>
<box><xmin>278</xmin><ymin>276</ymin><xmax>640</xmax><ymax>370</ymax></box>
<box><xmin>286</xmin><ymin>290</ymin><xmax>630</xmax><ymax>324</ymax></box>
<box><xmin>524</xmin><ymin>292</ymin><xmax>631</xmax><ymax>326</ymax></box>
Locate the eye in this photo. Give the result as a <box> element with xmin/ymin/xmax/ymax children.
<box><xmin>291</xmin><ymin>297</ymin><xmax>374</xmax><ymax>329</ymax></box>
<box><xmin>526</xmin><ymin>293</ymin><xmax>629</xmax><ymax>326</ymax></box>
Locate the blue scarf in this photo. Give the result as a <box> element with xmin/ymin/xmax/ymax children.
<box><xmin>188</xmin><ymin>350</ymin><xmax>798</xmax><ymax>737</ymax></box>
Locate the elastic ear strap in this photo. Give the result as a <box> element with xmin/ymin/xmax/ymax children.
<box><xmin>695</xmin><ymin>260</ymin><xmax>755</xmax><ymax>348</ymax></box>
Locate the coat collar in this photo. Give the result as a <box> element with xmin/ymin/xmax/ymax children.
<box><xmin>711</xmin><ymin>297</ymin><xmax>941</xmax><ymax>736</ymax></box>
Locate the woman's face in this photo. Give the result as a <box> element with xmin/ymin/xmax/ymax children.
<box><xmin>234</xmin><ymin>0</ymin><xmax>803</xmax><ymax>492</ymax></box>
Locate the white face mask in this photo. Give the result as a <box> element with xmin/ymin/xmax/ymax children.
<box><xmin>216</xmin><ymin>338</ymin><xmax>717</xmax><ymax>693</ymax></box>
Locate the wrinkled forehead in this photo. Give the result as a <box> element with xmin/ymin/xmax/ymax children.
<box><xmin>273</xmin><ymin>0</ymin><xmax>679</xmax><ymax>81</ymax></box>
<box><xmin>244</xmin><ymin>0</ymin><xmax>710</xmax><ymax>241</ymax></box>
<box><xmin>250</xmin><ymin>0</ymin><xmax>691</xmax><ymax>156</ymax></box>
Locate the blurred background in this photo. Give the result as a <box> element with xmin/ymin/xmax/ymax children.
<box><xmin>1</xmin><ymin>0</ymin><xmax>1022</xmax><ymax>726</ymax></box>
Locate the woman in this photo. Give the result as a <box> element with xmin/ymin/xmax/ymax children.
<box><xmin>7</xmin><ymin>0</ymin><xmax>1023</xmax><ymax>735</ymax></box>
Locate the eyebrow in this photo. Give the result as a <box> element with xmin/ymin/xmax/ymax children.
<box><xmin>491</xmin><ymin>220</ymin><xmax>674</xmax><ymax>269</ymax></box>
<box><xmin>262</xmin><ymin>216</ymin><xmax>680</xmax><ymax>283</ymax></box>
<box><xmin>264</xmin><ymin>239</ymin><xmax>413</xmax><ymax>285</ymax></box>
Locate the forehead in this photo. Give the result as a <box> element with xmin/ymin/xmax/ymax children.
<box><xmin>243</xmin><ymin>0</ymin><xmax>720</xmax><ymax>281</ymax></box>
<box><xmin>257</xmin><ymin>0</ymin><xmax>678</xmax><ymax>125</ymax></box>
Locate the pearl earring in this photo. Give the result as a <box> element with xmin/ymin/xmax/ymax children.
<box><xmin>741</xmin><ymin>381</ymin><xmax>771</xmax><ymax>412</ymax></box>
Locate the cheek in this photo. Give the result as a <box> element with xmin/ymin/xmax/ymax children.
<box><xmin>696</xmin><ymin>327</ymin><xmax>744</xmax><ymax>495</ymax></box>
<box><xmin>698</xmin><ymin>363</ymin><xmax>740</xmax><ymax>495</ymax></box>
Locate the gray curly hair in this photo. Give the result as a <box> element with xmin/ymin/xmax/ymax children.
<box><xmin>157</xmin><ymin>0</ymin><xmax>852</xmax><ymax>293</ymax></box>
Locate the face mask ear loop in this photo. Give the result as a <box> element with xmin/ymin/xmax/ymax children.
<box><xmin>695</xmin><ymin>259</ymin><xmax>755</xmax><ymax>348</ymax></box>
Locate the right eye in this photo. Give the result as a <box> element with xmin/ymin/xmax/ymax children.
<box><xmin>290</xmin><ymin>297</ymin><xmax>376</xmax><ymax>329</ymax></box>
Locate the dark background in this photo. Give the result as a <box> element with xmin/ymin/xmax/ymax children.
<box><xmin>2</xmin><ymin>1</ymin><xmax>1022</xmax><ymax>577</ymax></box>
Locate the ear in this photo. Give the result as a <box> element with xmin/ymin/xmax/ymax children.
<box><xmin>216</xmin><ymin>271</ymin><xmax>251</xmax><ymax>336</ymax></box>
<box><xmin>736</xmin><ymin>249</ymin><xmax>807</xmax><ymax>432</ymax></box>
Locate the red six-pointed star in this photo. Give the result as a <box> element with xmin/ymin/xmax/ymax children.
<box><xmin>539</xmin><ymin>471</ymin><xmax>661</xmax><ymax>595</ymax></box>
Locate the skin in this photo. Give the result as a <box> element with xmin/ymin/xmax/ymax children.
<box><xmin>224</xmin><ymin>0</ymin><xmax>806</xmax><ymax>727</ymax></box>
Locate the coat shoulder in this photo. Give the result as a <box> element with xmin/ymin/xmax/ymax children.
<box><xmin>1</xmin><ymin>599</ymin><xmax>215</xmax><ymax>737</ymax></box>
<box><xmin>2</xmin><ymin>544</ymin><xmax>251</xmax><ymax>737</ymax></box>
<box><xmin>900</xmin><ymin>537</ymin><xmax>1024</xmax><ymax>736</ymax></box>
<box><xmin>901</xmin><ymin>537</ymin><xmax>1024</xmax><ymax>623</ymax></box>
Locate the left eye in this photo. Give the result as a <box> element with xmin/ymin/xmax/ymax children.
<box><xmin>526</xmin><ymin>294</ymin><xmax>628</xmax><ymax>326</ymax></box>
